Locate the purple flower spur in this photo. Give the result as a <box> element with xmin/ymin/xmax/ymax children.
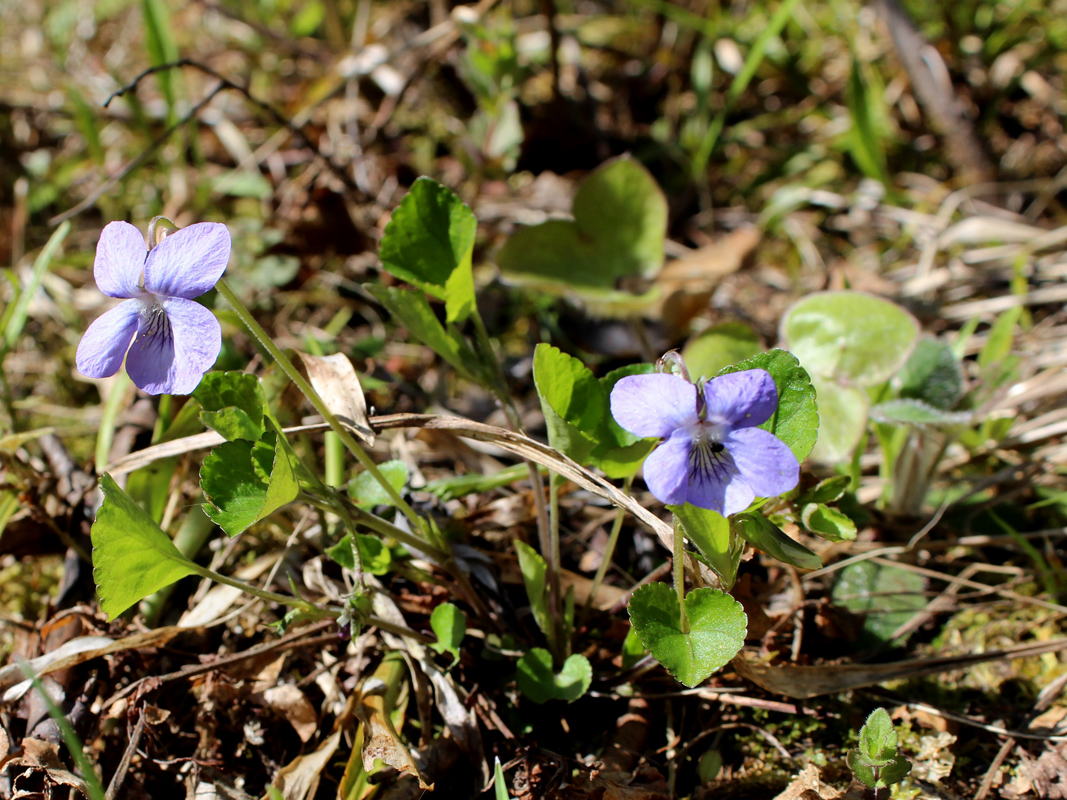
<box><xmin>76</xmin><ymin>221</ymin><xmax>230</xmax><ymax>395</ymax></box>
<box><xmin>610</xmin><ymin>369</ymin><xmax>799</xmax><ymax>516</ymax></box>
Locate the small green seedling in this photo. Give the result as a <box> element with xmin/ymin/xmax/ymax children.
<box><xmin>847</xmin><ymin>708</ymin><xmax>912</xmax><ymax>797</ymax></box>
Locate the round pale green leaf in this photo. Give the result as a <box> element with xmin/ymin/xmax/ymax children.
<box><xmin>91</xmin><ymin>473</ymin><xmax>200</xmax><ymax>620</ymax></box>
<box><xmin>718</xmin><ymin>349</ymin><xmax>819</xmax><ymax>462</ymax></box>
<box><xmin>809</xmin><ymin>377</ymin><xmax>869</xmax><ymax>464</ymax></box>
<box><xmin>832</xmin><ymin>561</ymin><xmax>926</xmax><ymax>644</ymax></box>
<box><xmin>498</xmin><ymin>157</ymin><xmax>667</xmax><ymax>291</ymax></box>
<box><xmin>627</xmin><ymin>584</ymin><xmax>746</xmax><ymax>687</ymax></box>
<box><xmin>378</xmin><ymin>177</ymin><xmax>477</xmax><ymax>299</ymax></box>
<box><xmin>516</xmin><ymin>648</ymin><xmax>592</xmax><ymax>703</ymax></box>
<box><xmin>800</xmin><ymin>502</ymin><xmax>857</xmax><ymax>542</ymax></box>
<box><xmin>683</xmin><ymin>322</ymin><xmax>763</xmax><ymax>380</ymax></box>
<box><xmin>780</xmin><ymin>291</ymin><xmax>919</xmax><ymax>386</ymax></box>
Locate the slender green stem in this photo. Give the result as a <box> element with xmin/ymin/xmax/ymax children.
<box><xmin>470</xmin><ymin>309</ymin><xmax>555</xmax><ymax>620</ymax></box>
<box><xmin>305</xmin><ymin>491</ymin><xmax>450</xmax><ymax>564</ymax></box>
<box><xmin>673</xmin><ymin>517</ymin><xmax>690</xmax><ymax>635</ymax></box>
<box><xmin>580</xmin><ymin>476</ymin><xmax>633</xmax><ymax>624</ymax></box>
<box><xmin>187</xmin><ymin>561</ymin><xmax>429</xmax><ymax>643</ymax></box>
<box><xmin>546</xmin><ymin>477</ymin><xmax>564</xmax><ymax>655</ymax></box>
<box><xmin>188</xmin><ymin>561</ymin><xmax>320</xmax><ymax>612</ymax></box>
<box><xmin>216</xmin><ymin>279</ymin><xmax>425</xmax><ymax>535</ymax></box>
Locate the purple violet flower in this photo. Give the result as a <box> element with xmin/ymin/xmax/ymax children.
<box><xmin>610</xmin><ymin>369</ymin><xmax>799</xmax><ymax>516</ymax></box>
<box><xmin>76</xmin><ymin>221</ymin><xmax>230</xmax><ymax>395</ymax></box>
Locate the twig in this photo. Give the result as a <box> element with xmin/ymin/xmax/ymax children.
<box><xmin>104</xmin><ymin>712</ymin><xmax>146</xmax><ymax>800</ymax></box>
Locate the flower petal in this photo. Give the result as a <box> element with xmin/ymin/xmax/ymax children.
<box><xmin>641</xmin><ymin>429</ymin><xmax>692</xmax><ymax>505</ymax></box>
<box><xmin>724</xmin><ymin>427</ymin><xmax>800</xmax><ymax>498</ymax></box>
<box><xmin>94</xmin><ymin>221</ymin><xmax>148</xmax><ymax>299</ymax></box>
<box><xmin>126</xmin><ymin>298</ymin><xmax>220</xmax><ymax>395</ymax></box>
<box><xmin>76</xmin><ymin>300</ymin><xmax>140</xmax><ymax>379</ymax></box>
<box><xmin>144</xmin><ymin>222</ymin><xmax>231</xmax><ymax>300</ymax></box>
<box><xmin>610</xmin><ymin>373</ymin><xmax>699</xmax><ymax>439</ymax></box>
<box><xmin>685</xmin><ymin>442</ymin><xmax>756</xmax><ymax>516</ymax></box>
<box><xmin>703</xmin><ymin>369</ymin><xmax>778</xmax><ymax>429</ymax></box>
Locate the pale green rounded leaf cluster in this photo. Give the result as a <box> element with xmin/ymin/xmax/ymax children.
<box><xmin>781</xmin><ymin>291</ymin><xmax>919</xmax><ymax>386</ymax></box>
<box><xmin>780</xmin><ymin>292</ymin><xmax>919</xmax><ymax>463</ymax></box>
<box><xmin>516</xmin><ymin>648</ymin><xmax>592</xmax><ymax>703</ymax></box>
<box><xmin>91</xmin><ymin>473</ymin><xmax>200</xmax><ymax>620</ymax></box>
<box><xmin>627</xmin><ymin>583</ymin><xmax>746</xmax><ymax>687</ymax></box>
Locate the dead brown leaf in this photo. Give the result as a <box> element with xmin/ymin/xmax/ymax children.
<box><xmin>297</xmin><ymin>351</ymin><xmax>374</xmax><ymax>445</ymax></box>
<box><xmin>257</xmin><ymin>684</ymin><xmax>319</xmax><ymax>743</ymax></box>
<box><xmin>270</xmin><ymin>729</ymin><xmax>341</xmax><ymax>800</ymax></box>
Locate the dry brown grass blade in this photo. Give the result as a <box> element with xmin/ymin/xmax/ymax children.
<box><xmin>733</xmin><ymin>637</ymin><xmax>1067</xmax><ymax>699</ymax></box>
<box><xmin>105</xmin><ymin>412</ymin><xmax>677</xmax><ymax>552</ymax></box>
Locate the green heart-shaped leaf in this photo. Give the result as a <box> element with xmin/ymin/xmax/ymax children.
<box><xmin>201</xmin><ymin>431</ymin><xmax>299</xmax><ymax>537</ymax></box>
<box><xmin>348</xmin><ymin>460</ymin><xmax>409</xmax><ymax>507</ymax></box>
<box><xmin>378</xmin><ymin>177</ymin><xmax>477</xmax><ymax>322</ymax></box>
<box><xmin>193</xmin><ymin>371</ymin><xmax>266</xmax><ymax>441</ymax></box>
<box><xmin>532</xmin><ymin>344</ymin><xmax>606</xmax><ymax>468</ymax></box>
<box><xmin>498</xmin><ymin>157</ymin><xmax>667</xmax><ymax>294</ymax></box>
<box><xmin>91</xmin><ymin>473</ymin><xmax>200</xmax><ymax>619</ymax></box>
<box><xmin>718</xmin><ymin>349</ymin><xmax>819</xmax><ymax>462</ymax></box>
<box><xmin>429</xmin><ymin>602</ymin><xmax>467</xmax><ymax>667</ymax></box>
<box><xmin>515</xmin><ymin>648</ymin><xmax>592</xmax><ymax>703</ymax></box>
<box><xmin>628</xmin><ymin>583</ymin><xmax>746</xmax><ymax>687</ymax></box>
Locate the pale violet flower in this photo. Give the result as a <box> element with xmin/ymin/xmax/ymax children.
<box><xmin>610</xmin><ymin>369</ymin><xmax>799</xmax><ymax>516</ymax></box>
<box><xmin>76</xmin><ymin>221</ymin><xmax>230</xmax><ymax>395</ymax></box>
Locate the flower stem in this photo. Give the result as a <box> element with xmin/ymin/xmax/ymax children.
<box><xmin>580</xmin><ymin>475</ymin><xmax>633</xmax><ymax>626</ymax></box>
<box><xmin>672</xmin><ymin>516</ymin><xmax>690</xmax><ymax>635</ymax></box>
<box><xmin>215</xmin><ymin>279</ymin><xmax>427</xmax><ymax>539</ymax></box>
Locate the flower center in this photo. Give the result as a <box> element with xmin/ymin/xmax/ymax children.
<box><xmin>688</xmin><ymin>422</ymin><xmax>735</xmax><ymax>486</ymax></box>
<box><xmin>137</xmin><ymin>296</ymin><xmax>170</xmax><ymax>340</ymax></box>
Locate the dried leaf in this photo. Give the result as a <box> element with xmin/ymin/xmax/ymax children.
<box><xmin>297</xmin><ymin>352</ymin><xmax>374</xmax><ymax>445</ymax></box>
<box><xmin>258</xmin><ymin>685</ymin><xmax>319</xmax><ymax>743</ymax></box>
<box><xmin>271</xmin><ymin>730</ymin><xmax>341</xmax><ymax>800</ymax></box>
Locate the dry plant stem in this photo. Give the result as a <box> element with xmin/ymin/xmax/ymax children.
<box><xmin>673</xmin><ymin>517</ymin><xmax>690</xmax><ymax>634</ymax></box>
<box><xmin>215</xmin><ymin>279</ymin><xmax>429</xmax><ymax>540</ymax></box>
